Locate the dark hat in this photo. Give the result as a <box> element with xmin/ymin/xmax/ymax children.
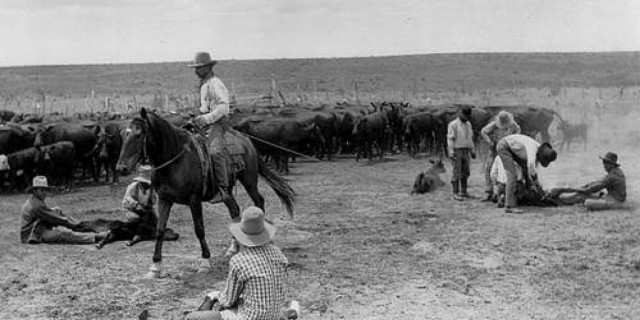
<box><xmin>461</xmin><ymin>106</ymin><xmax>472</xmax><ymax>115</ymax></box>
<box><xmin>599</xmin><ymin>152</ymin><xmax>620</xmax><ymax>166</ymax></box>
<box><xmin>228</xmin><ymin>207</ymin><xmax>276</xmax><ymax>247</ymax></box>
<box><xmin>537</xmin><ymin>142</ymin><xmax>557</xmax><ymax>167</ymax></box>
<box><xmin>188</xmin><ymin>52</ymin><xmax>217</xmax><ymax>68</ymax></box>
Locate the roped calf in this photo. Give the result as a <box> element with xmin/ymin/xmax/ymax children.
<box><xmin>411</xmin><ymin>158</ymin><xmax>446</xmax><ymax>194</ymax></box>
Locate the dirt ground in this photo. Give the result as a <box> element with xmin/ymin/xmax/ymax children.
<box><xmin>2</xmin><ymin>113</ymin><xmax>640</xmax><ymax>319</ymax></box>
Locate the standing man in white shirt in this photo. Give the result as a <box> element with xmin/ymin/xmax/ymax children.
<box><xmin>447</xmin><ymin>106</ymin><xmax>476</xmax><ymax>201</ymax></box>
<box><xmin>190</xmin><ymin>51</ymin><xmax>231</xmax><ymax>203</ymax></box>
<box><xmin>496</xmin><ymin>134</ymin><xmax>557</xmax><ymax>213</ymax></box>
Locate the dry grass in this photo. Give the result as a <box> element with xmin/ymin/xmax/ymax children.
<box><xmin>1</xmin><ymin>53</ymin><xmax>640</xmax><ymax>319</ymax></box>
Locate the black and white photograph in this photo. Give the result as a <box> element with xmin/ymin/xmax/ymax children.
<box><xmin>1</xmin><ymin>0</ymin><xmax>639</xmax><ymax>319</ymax></box>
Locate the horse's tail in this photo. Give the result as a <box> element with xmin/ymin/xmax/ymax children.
<box><xmin>257</xmin><ymin>156</ymin><xmax>296</xmax><ymax>218</ymax></box>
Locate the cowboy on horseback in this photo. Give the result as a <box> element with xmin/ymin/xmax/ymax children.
<box><xmin>189</xmin><ymin>51</ymin><xmax>231</xmax><ymax>203</ymax></box>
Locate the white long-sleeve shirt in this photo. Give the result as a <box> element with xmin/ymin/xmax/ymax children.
<box><xmin>447</xmin><ymin>118</ymin><xmax>475</xmax><ymax>154</ymax></box>
<box><xmin>199</xmin><ymin>75</ymin><xmax>230</xmax><ymax>124</ymax></box>
<box><xmin>500</xmin><ymin>134</ymin><xmax>541</xmax><ymax>178</ymax></box>
<box><xmin>490</xmin><ymin>156</ymin><xmax>523</xmax><ymax>185</ymax></box>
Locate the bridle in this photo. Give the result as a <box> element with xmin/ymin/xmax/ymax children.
<box><xmin>133</xmin><ymin>122</ymin><xmax>190</xmax><ymax>172</ymax></box>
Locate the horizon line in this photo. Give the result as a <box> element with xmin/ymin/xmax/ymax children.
<box><xmin>2</xmin><ymin>50</ymin><xmax>639</xmax><ymax>69</ymax></box>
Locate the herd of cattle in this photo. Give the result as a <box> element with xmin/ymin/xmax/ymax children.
<box><xmin>0</xmin><ymin>101</ymin><xmax>578</xmax><ymax>192</ymax></box>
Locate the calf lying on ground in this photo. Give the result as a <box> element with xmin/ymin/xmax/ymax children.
<box><xmin>411</xmin><ymin>158</ymin><xmax>446</xmax><ymax>194</ymax></box>
<box><xmin>72</xmin><ymin>217</ymin><xmax>179</xmax><ymax>249</ymax></box>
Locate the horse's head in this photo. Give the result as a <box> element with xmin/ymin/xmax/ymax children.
<box><xmin>116</xmin><ymin>108</ymin><xmax>152</xmax><ymax>174</ymax></box>
<box><xmin>116</xmin><ymin>107</ymin><xmax>186</xmax><ymax>172</ymax></box>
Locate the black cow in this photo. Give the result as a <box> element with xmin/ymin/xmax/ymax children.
<box><xmin>403</xmin><ymin>111</ymin><xmax>445</xmax><ymax>157</ymax></box>
<box><xmin>35</xmin><ymin>141</ymin><xmax>76</xmax><ymax>190</ymax></box>
<box><xmin>34</xmin><ymin>123</ymin><xmax>97</xmax><ymax>181</ymax></box>
<box><xmin>352</xmin><ymin>112</ymin><xmax>388</xmax><ymax>161</ymax></box>
<box><xmin>275</xmin><ymin>109</ymin><xmax>338</xmax><ymax>161</ymax></box>
<box><xmin>0</xmin><ymin>124</ymin><xmax>35</xmax><ymax>155</ymax></box>
<box><xmin>373</xmin><ymin>101</ymin><xmax>408</xmax><ymax>153</ymax></box>
<box><xmin>0</xmin><ymin>147</ymin><xmax>38</xmax><ymax>191</ymax></box>
<box><xmin>236</xmin><ymin>119</ymin><xmax>324</xmax><ymax>174</ymax></box>
<box><xmin>332</xmin><ymin>108</ymin><xmax>362</xmax><ymax>155</ymax></box>
<box><xmin>558</xmin><ymin>121</ymin><xmax>588</xmax><ymax>151</ymax></box>
<box><xmin>91</xmin><ymin>121</ymin><xmax>126</xmax><ymax>183</ymax></box>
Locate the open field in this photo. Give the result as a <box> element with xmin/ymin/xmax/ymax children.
<box><xmin>1</xmin><ymin>100</ymin><xmax>639</xmax><ymax>319</ymax></box>
<box><xmin>1</xmin><ymin>52</ymin><xmax>640</xmax><ymax>114</ymax></box>
<box><xmin>1</xmin><ymin>53</ymin><xmax>640</xmax><ymax>319</ymax></box>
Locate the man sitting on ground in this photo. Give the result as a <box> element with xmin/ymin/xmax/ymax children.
<box><xmin>122</xmin><ymin>165</ymin><xmax>158</xmax><ymax>246</ymax></box>
<box><xmin>185</xmin><ymin>206</ymin><xmax>294</xmax><ymax>320</ymax></box>
<box><xmin>545</xmin><ymin>152</ymin><xmax>626</xmax><ymax>211</ymax></box>
<box><xmin>21</xmin><ymin>176</ymin><xmax>109</xmax><ymax>245</ymax></box>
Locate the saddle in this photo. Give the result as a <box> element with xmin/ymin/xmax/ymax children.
<box><xmin>190</xmin><ymin>130</ymin><xmax>246</xmax><ymax>199</ymax></box>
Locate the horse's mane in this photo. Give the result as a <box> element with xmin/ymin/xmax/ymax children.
<box><xmin>142</xmin><ymin>111</ymin><xmax>189</xmax><ymax>162</ymax></box>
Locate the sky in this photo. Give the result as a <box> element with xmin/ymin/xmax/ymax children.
<box><xmin>1</xmin><ymin>0</ymin><xmax>640</xmax><ymax>66</ymax></box>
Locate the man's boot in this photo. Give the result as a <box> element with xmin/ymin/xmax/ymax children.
<box><xmin>210</xmin><ymin>154</ymin><xmax>230</xmax><ymax>204</ymax></box>
<box><xmin>461</xmin><ymin>179</ymin><xmax>473</xmax><ymax>198</ymax></box>
<box><xmin>452</xmin><ymin>181</ymin><xmax>463</xmax><ymax>201</ymax></box>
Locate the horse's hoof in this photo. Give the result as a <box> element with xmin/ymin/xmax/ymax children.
<box><xmin>145</xmin><ymin>263</ymin><xmax>164</xmax><ymax>279</ymax></box>
<box><xmin>197</xmin><ymin>258</ymin><xmax>213</xmax><ymax>272</ymax></box>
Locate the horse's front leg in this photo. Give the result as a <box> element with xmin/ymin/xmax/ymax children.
<box><xmin>148</xmin><ymin>198</ymin><xmax>172</xmax><ymax>278</ymax></box>
<box><xmin>190</xmin><ymin>196</ymin><xmax>212</xmax><ymax>272</ymax></box>
<box><xmin>223</xmin><ymin>191</ymin><xmax>241</xmax><ymax>258</ymax></box>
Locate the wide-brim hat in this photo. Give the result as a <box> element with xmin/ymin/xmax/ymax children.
<box><xmin>495</xmin><ymin>111</ymin><xmax>514</xmax><ymax>129</ymax></box>
<box><xmin>188</xmin><ymin>52</ymin><xmax>217</xmax><ymax>68</ymax></box>
<box><xmin>228</xmin><ymin>206</ymin><xmax>276</xmax><ymax>247</ymax></box>
<box><xmin>537</xmin><ymin>142</ymin><xmax>557</xmax><ymax>167</ymax></box>
<box><xmin>599</xmin><ymin>152</ymin><xmax>620</xmax><ymax>166</ymax></box>
<box><xmin>27</xmin><ymin>175</ymin><xmax>50</xmax><ymax>192</ymax></box>
<box><xmin>133</xmin><ymin>165</ymin><xmax>152</xmax><ymax>184</ymax></box>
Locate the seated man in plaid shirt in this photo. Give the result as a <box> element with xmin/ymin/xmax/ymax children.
<box><xmin>185</xmin><ymin>206</ymin><xmax>296</xmax><ymax>320</ymax></box>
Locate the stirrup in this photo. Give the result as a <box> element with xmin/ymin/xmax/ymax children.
<box><xmin>209</xmin><ymin>188</ymin><xmax>229</xmax><ymax>204</ymax></box>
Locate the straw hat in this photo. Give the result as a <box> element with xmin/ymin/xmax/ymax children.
<box><xmin>188</xmin><ymin>52</ymin><xmax>217</xmax><ymax>68</ymax></box>
<box><xmin>495</xmin><ymin>111</ymin><xmax>514</xmax><ymax>129</ymax></box>
<box><xmin>228</xmin><ymin>206</ymin><xmax>276</xmax><ymax>247</ymax></box>
<box><xmin>133</xmin><ymin>165</ymin><xmax>152</xmax><ymax>184</ymax></box>
<box><xmin>599</xmin><ymin>152</ymin><xmax>620</xmax><ymax>166</ymax></box>
<box><xmin>27</xmin><ymin>176</ymin><xmax>50</xmax><ymax>192</ymax></box>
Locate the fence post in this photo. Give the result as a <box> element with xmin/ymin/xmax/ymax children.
<box><xmin>354</xmin><ymin>80</ymin><xmax>359</xmax><ymax>104</ymax></box>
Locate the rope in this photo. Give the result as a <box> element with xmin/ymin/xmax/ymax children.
<box><xmin>240</xmin><ymin>131</ymin><xmax>412</xmax><ymax>189</ymax></box>
<box><xmin>240</xmin><ymin>132</ymin><xmax>323</xmax><ymax>163</ymax></box>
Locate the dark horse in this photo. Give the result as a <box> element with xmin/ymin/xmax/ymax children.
<box><xmin>116</xmin><ymin>108</ymin><xmax>295</xmax><ymax>277</ymax></box>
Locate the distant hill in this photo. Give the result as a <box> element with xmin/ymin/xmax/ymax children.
<box><xmin>1</xmin><ymin>52</ymin><xmax>639</xmax><ymax>100</ymax></box>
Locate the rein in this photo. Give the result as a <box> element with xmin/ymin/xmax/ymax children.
<box><xmin>142</xmin><ymin>134</ymin><xmax>190</xmax><ymax>172</ymax></box>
